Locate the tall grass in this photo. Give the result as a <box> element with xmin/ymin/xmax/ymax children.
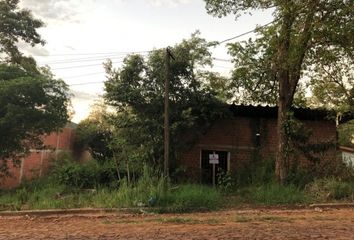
<box><xmin>243</xmin><ymin>183</ymin><xmax>311</xmax><ymax>205</ymax></box>
<box><xmin>305</xmin><ymin>178</ymin><xmax>354</xmax><ymax>201</ymax></box>
<box><xmin>0</xmin><ymin>165</ymin><xmax>222</xmax><ymax>212</ymax></box>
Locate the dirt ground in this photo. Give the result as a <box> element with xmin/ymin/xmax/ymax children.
<box><xmin>0</xmin><ymin>208</ymin><xmax>354</xmax><ymax>240</ymax></box>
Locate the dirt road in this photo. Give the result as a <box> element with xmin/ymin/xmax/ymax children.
<box><xmin>0</xmin><ymin>208</ymin><xmax>353</xmax><ymax>239</ymax></box>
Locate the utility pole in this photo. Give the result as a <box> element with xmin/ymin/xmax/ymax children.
<box><xmin>164</xmin><ymin>47</ymin><xmax>174</xmax><ymax>177</ymax></box>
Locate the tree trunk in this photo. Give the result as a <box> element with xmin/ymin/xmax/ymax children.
<box><xmin>113</xmin><ymin>153</ymin><xmax>121</xmax><ymax>182</ymax></box>
<box><xmin>276</xmin><ymin>94</ymin><xmax>291</xmax><ymax>184</ymax></box>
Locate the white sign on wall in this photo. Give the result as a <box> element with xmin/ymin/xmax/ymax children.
<box><xmin>343</xmin><ymin>151</ymin><xmax>354</xmax><ymax>167</ymax></box>
<box><xmin>209</xmin><ymin>153</ymin><xmax>219</xmax><ymax>164</ymax></box>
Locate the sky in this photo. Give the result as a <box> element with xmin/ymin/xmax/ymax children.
<box><xmin>18</xmin><ymin>0</ymin><xmax>273</xmax><ymax>123</ymax></box>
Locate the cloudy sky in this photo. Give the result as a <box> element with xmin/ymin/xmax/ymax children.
<box><xmin>19</xmin><ymin>0</ymin><xmax>273</xmax><ymax>123</ymax></box>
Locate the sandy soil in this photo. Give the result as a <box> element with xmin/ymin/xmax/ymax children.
<box><xmin>0</xmin><ymin>208</ymin><xmax>354</xmax><ymax>239</ymax></box>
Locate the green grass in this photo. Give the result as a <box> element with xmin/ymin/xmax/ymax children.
<box><xmin>0</xmin><ymin>174</ymin><xmax>222</xmax><ymax>212</ymax></box>
<box><xmin>305</xmin><ymin>178</ymin><xmax>354</xmax><ymax>201</ymax></box>
<box><xmin>242</xmin><ymin>183</ymin><xmax>311</xmax><ymax>205</ymax></box>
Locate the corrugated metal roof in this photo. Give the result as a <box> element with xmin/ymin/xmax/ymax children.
<box><xmin>229</xmin><ymin>104</ymin><xmax>336</xmax><ymax>122</ymax></box>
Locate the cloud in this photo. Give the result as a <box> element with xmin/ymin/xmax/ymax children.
<box><xmin>147</xmin><ymin>0</ymin><xmax>191</xmax><ymax>7</ymax></box>
<box><xmin>70</xmin><ymin>90</ymin><xmax>100</xmax><ymax>101</ymax></box>
<box><xmin>19</xmin><ymin>0</ymin><xmax>87</xmax><ymax>23</ymax></box>
<box><xmin>17</xmin><ymin>40</ymin><xmax>50</xmax><ymax>57</ymax></box>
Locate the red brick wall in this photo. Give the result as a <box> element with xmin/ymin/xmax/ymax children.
<box><xmin>178</xmin><ymin>117</ymin><xmax>337</xmax><ymax>181</ymax></box>
<box><xmin>0</xmin><ymin>127</ymin><xmax>76</xmax><ymax>189</ymax></box>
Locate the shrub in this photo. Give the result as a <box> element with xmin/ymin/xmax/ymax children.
<box><xmin>52</xmin><ymin>155</ymin><xmax>120</xmax><ymax>188</ymax></box>
<box><xmin>245</xmin><ymin>183</ymin><xmax>310</xmax><ymax>205</ymax></box>
<box><xmin>305</xmin><ymin>178</ymin><xmax>354</xmax><ymax>201</ymax></box>
<box><xmin>217</xmin><ymin>170</ymin><xmax>235</xmax><ymax>193</ymax></box>
<box><xmin>235</xmin><ymin>156</ymin><xmax>275</xmax><ymax>187</ymax></box>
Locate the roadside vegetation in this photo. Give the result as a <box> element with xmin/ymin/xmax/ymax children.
<box><xmin>0</xmin><ymin>0</ymin><xmax>353</xmax><ymax>213</ymax></box>
<box><xmin>0</xmin><ymin>154</ymin><xmax>222</xmax><ymax>212</ymax></box>
<box><xmin>1</xmin><ymin>151</ymin><xmax>354</xmax><ymax>211</ymax></box>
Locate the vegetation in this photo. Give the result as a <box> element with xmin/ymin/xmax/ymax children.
<box><xmin>2</xmin><ymin>152</ymin><xmax>354</xmax><ymax>211</ymax></box>
<box><xmin>204</xmin><ymin>0</ymin><xmax>354</xmax><ymax>183</ymax></box>
<box><xmin>104</xmin><ymin>32</ymin><xmax>229</xmax><ymax>174</ymax></box>
<box><xmin>0</xmin><ymin>160</ymin><xmax>222</xmax><ymax>212</ymax></box>
<box><xmin>74</xmin><ymin>101</ymin><xmax>113</xmax><ymax>162</ymax></box>
<box><xmin>0</xmin><ymin>0</ymin><xmax>353</xmax><ymax>213</ymax></box>
<box><xmin>0</xmin><ymin>0</ymin><xmax>70</xmax><ymax>175</ymax></box>
<box><xmin>242</xmin><ymin>183</ymin><xmax>310</xmax><ymax>205</ymax></box>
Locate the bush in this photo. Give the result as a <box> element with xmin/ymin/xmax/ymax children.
<box><xmin>235</xmin><ymin>156</ymin><xmax>275</xmax><ymax>187</ymax></box>
<box><xmin>52</xmin><ymin>154</ymin><xmax>120</xmax><ymax>188</ymax></box>
<box><xmin>244</xmin><ymin>183</ymin><xmax>310</xmax><ymax>205</ymax></box>
<box><xmin>305</xmin><ymin>178</ymin><xmax>354</xmax><ymax>201</ymax></box>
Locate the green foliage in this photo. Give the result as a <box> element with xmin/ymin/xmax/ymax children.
<box><xmin>244</xmin><ymin>183</ymin><xmax>310</xmax><ymax>205</ymax></box>
<box><xmin>0</xmin><ymin>1</ymin><xmax>70</xmax><ymax>175</ymax></box>
<box><xmin>217</xmin><ymin>170</ymin><xmax>234</xmax><ymax>193</ymax></box>
<box><xmin>52</xmin><ymin>154</ymin><xmax>119</xmax><ymax>189</ymax></box>
<box><xmin>166</xmin><ymin>184</ymin><xmax>222</xmax><ymax>212</ymax></box>
<box><xmin>113</xmin><ymin>166</ymin><xmax>169</xmax><ymax>207</ymax></box>
<box><xmin>74</xmin><ymin>100</ymin><xmax>113</xmax><ymax>162</ymax></box>
<box><xmin>204</xmin><ymin>0</ymin><xmax>354</xmax><ymax>183</ymax></box>
<box><xmin>235</xmin><ymin>155</ymin><xmax>275</xmax><ymax>187</ymax></box>
<box><xmin>338</xmin><ymin>120</ymin><xmax>354</xmax><ymax>148</ymax></box>
<box><xmin>309</xmin><ymin>58</ymin><xmax>354</xmax><ymax>114</ymax></box>
<box><xmin>0</xmin><ymin>0</ymin><xmax>45</xmax><ymax>63</ymax></box>
<box><xmin>106</xmin><ymin>166</ymin><xmax>222</xmax><ymax>211</ymax></box>
<box><xmin>0</xmin><ymin>65</ymin><xmax>70</xmax><ymax>174</ymax></box>
<box><xmin>0</xmin><ymin>165</ymin><xmax>222</xmax><ymax>212</ymax></box>
<box><xmin>305</xmin><ymin>178</ymin><xmax>354</xmax><ymax>201</ymax></box>
<box><xmin>104</xmin><ymin>32</ymin><xmax>229</xmax><ymax>171</ymax></box>
<box><xmin>205</xmin><ymin>0</ymin><xmax>354</xmax><ymax>109</ymax></box>
<box><xmin>227</xmin><ymin>29</ymin><xmax>278</xmax><ymax>105</ymax></box>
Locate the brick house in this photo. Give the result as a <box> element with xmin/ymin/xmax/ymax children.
<box><xmin>0</xmin><ymin>124</ymin><xmax>76</xmax><ymax>189</ymax></box>
<box><xmin>177</xmin><ymin>105</ymin><xmax>338</xmax><ymax>183</ymax></box>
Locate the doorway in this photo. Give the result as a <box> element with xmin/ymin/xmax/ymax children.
<box><xmin>201</xmin><ymin>150</ymin><xmax>229</xmax><ymax>185</ymax></box>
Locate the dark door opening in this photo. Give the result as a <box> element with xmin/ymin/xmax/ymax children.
<box><xmin>201</xmin><ymin>150</ymin><xmax>228</xmax><ymax>185</ymax></box>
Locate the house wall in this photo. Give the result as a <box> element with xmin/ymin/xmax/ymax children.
<box><xmin>178</xmin><ymin>117</ymin><xmax>337</xmax><ymax>182</ymax></box>
<box><xmin>0</xmin><ymin>127</ymin><xmax>75</xmax><ymax>189</ymax></box>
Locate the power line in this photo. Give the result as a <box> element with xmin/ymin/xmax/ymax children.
<box><xmin>213</xmin><ymin>57</ymin><xmax>233</xmax><ymax>63</ymax></box>
<box><xmin>52</xmin><ymin>60</ymin><xmax>124</xmax><ymax>70</ymax></box>
<box><xmin>38</xmin><ymin>52</ymin><xmax>150</xmax><ymax>65</ymax></box>
<box><xmin>214</xmin><ymin>20</ymin><xmax>276</xmax><ymax>45</ymax></box>
<box><xmin>69</xmin><ymin>81</ymin><xmax>105</xmax><ymax>86</ymax></box>
<box><xmin>46</xmin><ymin>50</ymin><xmax>151</xmax><ymax>57</ymax></box>
<box><xmin>39</xmin><ymin>55</ymin><xmax>126</xmax><ymax>65</ymax></box>
<box><xmin>41</xmin><ymin>22</ymin><xmax>277</xmax><ymax>82</ymax></box>
<box><xmin>63</xmin><ymin>71</ymin><xmax>106</xmax><ymax>79</ymax></box>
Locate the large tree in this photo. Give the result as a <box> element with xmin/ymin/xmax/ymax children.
<box><xmin>104</xmin><ymin>33</ymin><xmax>228</xmax><ymax>173</ymax></box>
<box><xmin>0</xmin><ymin>0</ymin><xmax>45</xmax><ymax>64</ymax></box>
<box><xmin>0</xmin><ymin>0</ymin><xmax>70</xmax><ymax>175</ymax></box>
<box><xmin>205</xmin><ymin>0</ymin><xmax>354</xmax><ymax>183</ymax></box>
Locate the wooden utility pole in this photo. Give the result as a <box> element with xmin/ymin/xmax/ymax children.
<box><xmin>164</xmin><ymin>47</ymin><xmax>174</xmax><ymax>177</ymax></box>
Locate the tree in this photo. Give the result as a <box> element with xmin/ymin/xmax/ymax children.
<box><xmin>104</xmin><ymin>32</ymin><xmax>228</xmax><ymax>173</ymax></box>
<box><xmin>309</xmin><ymin>56</ymin><xmax>354</xmax><ymax>116</ymax></box>
<box><xmin>205</xmin><ymin>0</ymin><xmax>354</xmax><ymax>183</ymax></box>
<box><xmin>0</xmin><ymin>0</ymin><xmax>45</xmax><ymax>64</ymax></box>
<box><xmin>0</xmin><ymin>65</ymin><xmax>70</xmax><ymax>173</ymax></box>
<box><xmin>0</xmin><ymin>0</ymin><xmax>70</xmax><ymax>175</ymax></box>
<box><xmin>74</xmin><ymin>100</ymin><xmax>113</xmax><ymax>162</ymax></box>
